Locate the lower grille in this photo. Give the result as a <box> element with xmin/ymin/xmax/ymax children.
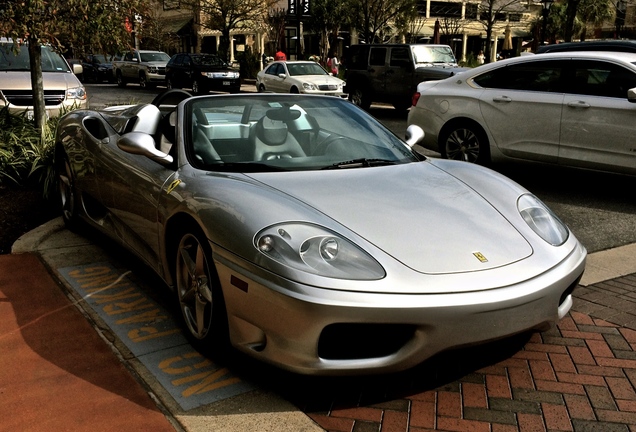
<box><xmin>318</xmin><ymin>323</ymin><xmax>415</xmax><ymax>360</ymax></box>
<box><xmin>1</xmin><ymin>90</ymin><xmax>65</xmax><ymax>106</ymax></box>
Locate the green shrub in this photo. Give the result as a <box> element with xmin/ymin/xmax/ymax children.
<box><xmin>0</xmin><ymin>108</ymin><xmax>59</xmax><ymax>198</ymax></box>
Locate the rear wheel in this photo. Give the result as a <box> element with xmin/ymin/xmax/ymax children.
<box><xmin>175</xmin><ymin>228</ymin><xmax>229</xmax><ymax>354</ymax></box>
<box><xmin>440</xmin><ymin>122</ymin><xmax>490</xmax><ymax>165</ymax></box>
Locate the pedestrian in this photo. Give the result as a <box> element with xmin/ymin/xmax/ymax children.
<box><xmin>477</xmin><ymin>50</ymin><xmax>485</xmax><ymax>65</ymax></box>
<box><xmin>275</xmin><ymin>50</ymin><xmax>286</xmax><ymax>61</ymax></box>
<box><xmin>327</xmin><ymin>51</ymin><xmax>339</xmax><ymax>76</ymax></box>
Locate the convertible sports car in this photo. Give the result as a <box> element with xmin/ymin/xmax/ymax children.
<box><xmin>55</xmin><ymin>90</ymin><xmax>586</xmax><ymax>375</ymax></box>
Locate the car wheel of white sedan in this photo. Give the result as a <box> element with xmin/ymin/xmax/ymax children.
<box><xmin>175</xmin><ymin>229</ymin><xmax>229</xmax><ymax>351</ymax></box>
<box><xmin>258</xmin><ymin>83</ymin><xmax>266</xmax><ymax>92</ymax></box>
<box><xmin>441</xmin><ymin>123</ymin><xmax>490</xmax><ymax>165</ymax></box>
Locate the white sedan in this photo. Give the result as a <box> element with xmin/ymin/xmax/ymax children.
<box><xmin>407</xmin><ymin>51</ymin><xmax>636</xmax><ymax>175</ymax></box>
<box><xmin>256</xmin><ymin>60</ymin><xmax>346</xmax><ymax>98</ymax></box>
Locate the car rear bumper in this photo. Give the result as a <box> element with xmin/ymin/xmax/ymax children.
<box><xmin>214</xmin><ymin>241</ymin><xmax>586</xmax><ymax>375</ymax></box>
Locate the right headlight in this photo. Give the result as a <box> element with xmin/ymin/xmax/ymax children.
<box><xmin>517</xmin><ymin>194</ymin><xmax>569</xmax><ymax>246</ymax></box>
<box><xmin>255</xmin><ymin>222</ymin><xmax>385</xmax><ymax>280</ymax></box>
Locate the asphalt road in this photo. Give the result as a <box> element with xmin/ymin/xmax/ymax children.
<box><xmin>85</xmin><ymin>82</ymin><xmax>636</xmax><ymax>254</ymax></box>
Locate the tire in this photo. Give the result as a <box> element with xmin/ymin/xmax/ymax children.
<box><xmin>175</xmin><ymin>228</ymin><xmax>229</xmax><ymax>355</ymax></box>
<box><xmin>349</xmin><ymin>85</ymin><xmax>371</xmax><ymax>110</ymax></box>
<box><xmin>290</xmin><ymin>86</ymin><xmax>299</xmax><ymax>94</ymax></box>
<box><xmin>192</xmin><ymin>79</ymin><xmax>203</xmax><ymax>95</ymax></box>
<box><xmin>439</xmin><ymin>122</ymin><xmax>490</xmax><ymax>165</ymax></box>
<box><xmin>258</xmin><ymin>83</ymin><xmax>266</xmax><ymax>93</ymax></box>
<box><xmin>116</xmin><ymin>71</ymin><xmax>127</xmax><ymax>88</ymax></box>
<box><xmin>139</xmin><ymin>73</ymin><xmax>155</xmax><ymax>89</ymax></box>
<box><xmin>56</xmin><ymin>149</ymin><xmax>81</xmax><ymax>231</ymax></box>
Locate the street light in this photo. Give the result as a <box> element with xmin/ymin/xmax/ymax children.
<box><xmin>541</xmin><ymin>0</ymin><xmax>554</xmax><ymax>46</ymax></box>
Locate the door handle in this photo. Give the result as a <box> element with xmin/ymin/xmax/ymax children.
<box><xmin>492</xmin><ymin>96</ymin><xmax>512</xmax><ymax>103</ymax></box>
<box><xmin>567</xmin><ymin>101</ymin><xmax>590</xmax><ymax>108</ymax></box>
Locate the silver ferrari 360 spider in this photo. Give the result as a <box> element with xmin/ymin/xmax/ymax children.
<box><xmin>55</xmin><ymin>91</ymin><xmax>586</xmax><ymax>375</ymax></box>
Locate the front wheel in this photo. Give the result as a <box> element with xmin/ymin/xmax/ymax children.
<box><xmin>116</xmin><ymin>72</ymin><xmax>127</xmax><ymax>88</ymax></box>
<box><xmin>257</xmin><ymin>83</ymin><xmax>266</xmax><ymax>93</ymax></box>
<box><xmin>192</xmin><ymin>79</ymin><xmax>204</xmax><ymax>95</ymax></box>
<box><xmin>349</xmin><ymin>86</ymin><xmax>371</xmax><ymax>110</ymax></box>
<box><xmin>56</xmin><ymin>149</ymin><xmax>81</xmax><ymax>230</ymax></box>
<box><xmin>440</xmin><ymin>123</ymin><xmax>490</xmax><ymax>165</ymax></box>
<box><xmin>175</xmin><ymin>229</ymin><xmax>229</xmax><ymax>353</ymax></box>
<box><xmin>139</xmin><ymin>74</ymin><xmax>155</xmax><ymax>89</ymax></box>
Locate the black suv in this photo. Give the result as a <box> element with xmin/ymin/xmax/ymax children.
<box><xmin>344</xmin><ymin>44</ymin><xmax>466</xmax><ymax>110</ymax></box>
<box><xmin>166</xmin><ymin>53</ymin><xmax>241</xmax><ymax>95</ymax></box>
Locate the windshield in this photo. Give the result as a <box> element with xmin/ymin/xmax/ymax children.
<box><xmin>0</xmin><ymin>44</ymin><xmax>71</xmax><ymax>72</ymax></box>
<box><xmin>286</xmin><ymin>63</ymin><xmax>328</xmax><ymax>76</ymax></box>
<box><xmin>186</xmin><ymin>95</ymin><xmax>420</xmax><ymax>172</ymax></box>
<box><xmin>92</xmin><ymin>54</ymin><xmax>113</xmax><ymax>64</ymax></box>
<box><xmin>140</xmin><ymin>52</ymin><xmax>171</xmax><ymax>62</ymax></box>
<box><xmin>411</xmin><ymin>45</ymin><xmax>457</xmax><ymax>65</ymax></box>
<box><xmin>192</xmin><ymin>55</ymin><xmax>227</xmax><ymax>67</ymax></box>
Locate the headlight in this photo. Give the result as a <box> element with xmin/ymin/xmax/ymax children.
<box><xmin>66</xmin><ymin>86</ymin><xmax>87</xmax><ymax>100</ymax></box>
<box><xmin>255</xmin><ymin>223</ymin><xmax>385</xmax><ymax>280</ymax></box>
<box><xmin>302</xmin><ymin>82</ymin><xmax>318</xmax><ymax>91</ymax></box>
<box><xmin>205</xmin><ymin>72</ymin><xmax>240</xmax><ymax>79</ymax></box>
<box><xmin>518</xmin><ymin>194</ymin><xmax>568</xmax><ymax>246</ymax></box>
<box><xmin>148</xmin><ymin>66</ymin><xmax>158</xmax><ymax>73</ymax></box>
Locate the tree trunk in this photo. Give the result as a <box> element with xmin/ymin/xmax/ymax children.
<box><xmin>564</xmin><ymin>0</ymin><xmax>580</xmax><ymax>42</ymax></box>
<box><xmin>27</xmin><ymin>39</ymin><xmax>46</xmax><ymax>134</ymax></box>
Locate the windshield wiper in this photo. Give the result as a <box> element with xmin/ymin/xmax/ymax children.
<box><xmin>323</xmin><ymin>158</ymin><xmax>397</xmax><ymax>170</ymax></box>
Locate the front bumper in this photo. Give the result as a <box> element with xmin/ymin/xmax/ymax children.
<box><xmin>214</xmin><ymin>241</ymin><xmax>586</xmax><ymax>375</ymax></box>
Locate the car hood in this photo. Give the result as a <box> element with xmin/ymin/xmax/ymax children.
<box><xmin>0</xmin><ymin>71</ymin><xmax>81</xmax><ymax>90</ymax></box>
<box><xmin>296</xmin><ymin>75</ymin><xmax>343</xmax><ymax>85</ymax></box>
<box><xmin>248</xmin><ymin>162</ymin><xmax>532</xmax><ymax>274</ymax></box>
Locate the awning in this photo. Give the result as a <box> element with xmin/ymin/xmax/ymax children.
<box><xmin>161</xmin><ymin>17</ymin><xmax>193</xmax><ymax>35</ymax></box>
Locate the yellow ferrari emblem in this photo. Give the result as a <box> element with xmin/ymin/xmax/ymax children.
<box><xmin>166</xmin><ymin>179</ymin><xmax>182</xmax><ymax>194</ymax></box>
<box><xmin>473</xmin><ymin>252</ymin><xmax>488</xmax><ymax>263</ymax></box>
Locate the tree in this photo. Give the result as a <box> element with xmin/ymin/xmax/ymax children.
<box><xmin>477</xmin><ymin>0</ymin><xmax>525</xmax><ymax>62</ymax></box>
<box><xmin>350</xmin><ymin>0</ymin><xmax>418</xmax><ymax>44</ymax></box>
<box><xmin>182</xmin><ymin>0</ymin><xmax>279</xmax><ymax>62</ymax></box>
<box><xmin>578</xmin><ymin>0</ymin><xmax>615</xmax><ymax>40</ymax></box>
<box><xmin>305</xmin><ymin>0</ymin><xmax>352</xmax><ymax>61</ymax></box>
<box><xmin>0</xmin><ymin>0</ymin><xmax>149</xmax><ymax>132</ymax></box>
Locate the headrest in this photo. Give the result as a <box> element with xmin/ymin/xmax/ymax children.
<box><xmin>257</xmin><ymin>117</ymin><xmax>288</xmax><ymax>146</ymax></box>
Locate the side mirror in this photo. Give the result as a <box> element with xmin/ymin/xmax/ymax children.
<box><xmin>117</xmin><ymin>132</ymin><xmax>173</xmax><ymax>165</ymax></box>
<box><xmin>278</xmin><ymin>73</ymin><xmax>287</xmax><ymax>79</ymax></box>
<box><xmin>72</xmin><ymin>64</ymin><xmax>83</xmax><ymax>75</ymax></box>
<box><xmin>405</xmin><ymin>125</ymin><xmax>425</xmax><ymax>147</ymax></box>
<box><xmin>628</xmin><ymin>88</ymin><xmax>636</xmax><ymax>103</ymax></box>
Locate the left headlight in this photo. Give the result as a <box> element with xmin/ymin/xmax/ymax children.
<box><xmin>302</xmin><ymin>82</ymin><xmax>318</xmax><ymax>91</ymax></box>
<box><xmin>67</xmin><ymin>86</ymin><xmax>87</xmax><ymax>100</ymax></box>
<box><xmin>518</xmin><ymin>194</ymin><xmax>568</xmax><ymax>246</ymax></box>
<box><xmin>255</xmin><ymin>222</ymin><xmax>385</xmax><ymax>280</ymax></box>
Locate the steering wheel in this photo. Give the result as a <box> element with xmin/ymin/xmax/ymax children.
<box><xmin>151</xmin><ymin>89</ymin><xmax>193</xmax><ymax>107</ymax></box>
<box><xmin>314</xmin><ymin>134</ymin><xmax>349</xmax><ymax>156</ymax></box>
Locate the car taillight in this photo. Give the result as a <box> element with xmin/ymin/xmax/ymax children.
<box><xmin>411</xmin><ymin>92</ymin><xmax>421</xmax><ymax>107</ymax></box>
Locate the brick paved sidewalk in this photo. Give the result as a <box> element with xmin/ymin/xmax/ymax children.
<box><xmin>291</xmin><ymin>274</ymin><xmax>636</xmax><ymax>432</ymax></box>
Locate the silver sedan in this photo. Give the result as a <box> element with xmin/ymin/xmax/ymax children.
<box><xmin>408</xmin><ymin>51</ymin><xmax>636</xmax><ymax>175</ymax></box>
<box><xmin>55</xmin><ymin>91</ymin><xmax>586</xmax><ymax>375</ymax></box>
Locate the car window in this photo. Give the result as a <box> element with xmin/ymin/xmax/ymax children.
<box><xmin>348</xmin><ymin>46</ymin><xmax>370</xmax><ymax>69</ymax></box>
<box><xmin>390</xmin><ymin>47</ymin><xmax>411</xmax><ymax>68</ymax></box>
<box><xmin>286</xmin><ymin>63</ymin><xmax>328</xmax><ymax>76</ymax></box>
<box><xmin>411</xmin><ymin>45</ymin><xmax>457</xmax><ymax>64</ymax></box>
<box><xmin>369</xmin><ymin>48</ymin><xmax>386</xmax><ymax>67</ymax></box>
<box><xmin>473</xmin><ymin>60</ymin><xmax>565</xmax><ymax>93</ymax></box>
<box><xmin>186</xmin><ymin>95</ymin><xmax>419</xmax><ymax>171</ymax></box>
<box><xmin>0</xmin><ymin>44</ymin><xmax>70</xmax><ymax>72</ymax></box>
<box><xmin>567</xmin><ymin>60</ymin><xmax>636</xmax><ymax>98</ymax></box>
<box><xmin>140</xmin><ymin>52</ymin><xmax>171</xmax><ymax>62</ymax></box>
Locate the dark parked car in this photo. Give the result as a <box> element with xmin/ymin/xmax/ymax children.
<box><xmin>536</xmin><ymin>40</ymin><xmax>636</xmax><ymax>54</ymax></box>
<box><xmin>344</xmin><ymin>44</ymin><xmax>467</xmax><ymax>111</ymax></box>
<box><xmin>166</xmin><ymin>53</ymin><xmax>241</xmax><ymax>95</ymax></box>
<box><xmin>82</xmin><ymin>54</ymin><xmax>114</xmax><ymax>83</ymax></box>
